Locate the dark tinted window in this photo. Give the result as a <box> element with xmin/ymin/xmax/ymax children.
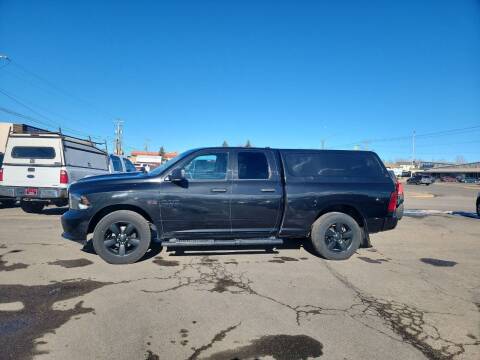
<box><xmin>184</xmin><ymin>153</ymin><xmax>228</xmax><ymax>180</ymax></box>
<box><xmin>110</xmin><ymin>156</ymin><xmax>123</xmax><ymax>172</ymax></box>
<box><xmin>285</xmin><ymin>152</ymin><xmax>385</xmax><ymax>178</ymax></box>
<box><xmin>238</xmin><ymin>152</ymin><xmax>269</xmax><ymax>179</ymax></box>
<box><xmin>124</xmin><ymin>158</ymin><xmax>137</xmax><ymax>172</ymax></box>
<box><xmin>0</xmin><ymin>153</ymin><xmax>4</xmax><ymax>165</ymax></box>
<box><xmin>12</xmin><ymin>146</ymin><xmax>56</xmax><ymax>159</ymax></box>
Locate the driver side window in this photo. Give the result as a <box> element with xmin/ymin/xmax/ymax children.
<box><xmin>184</xmin><ymin>153</ymin><xmax>228</xmax><ymax>180</ymax></box>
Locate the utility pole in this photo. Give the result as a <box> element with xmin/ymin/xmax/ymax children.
<box><xmin>143</xmin><ymin>138</ymin><xmax>150</xmax><ymax>152</ymax></box>
<box><xmin>412</xmin><ymin>130</ymin><xmax>416</xmax><ymax>165</ymax></box>
<box><xmin>321</xmin><ymin>139</ymin><xmax>326</xmax><ymax>149</ymax></box>
<box><xmin>114</xmin><ymin>119</ymin><xmax>124</xmax><ymax>155</ymax></box>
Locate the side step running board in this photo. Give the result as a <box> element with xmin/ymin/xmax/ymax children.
<box><xmin>160</xmin><ymin>238</ymin><xmax>284</xmax><ymax>248</ymax></box>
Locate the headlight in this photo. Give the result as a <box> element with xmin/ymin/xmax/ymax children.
<box><xmin>69</xmin><ymin>193</ymin><xmax>91</xmax><ymax>210</ymax></box>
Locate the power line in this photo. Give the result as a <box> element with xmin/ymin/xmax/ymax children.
<box><xmin>0</xmin><ymin>89</ymin><xmax>103</xmax><ymax>140</ymax></box>
<box><xmin>0</xmin><ymin>83</ymin><xmax>97</xmax><ymax>135</ymax></box>
<box><xmin>336</xmin><ymin>124</ymin><xmax>480</xmax><ymax>148</ymax></box>
<box><xmin>0</xmin><ymin>88</ymin><xmax>61</xmax><ymax>129</ymax></box>
<box><xmin>0</xmin><ymin>106</ymin><xmax>59</xmax><ymax>130</ymax></box>
<box><xmin>8</xmin><ymin>59</ymin><xmax>117</xmax><ymax>121</ymax></box>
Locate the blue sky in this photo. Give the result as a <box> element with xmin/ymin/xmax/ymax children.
<box><xmin>1</xmin><ymin>0</ymin><xmax>479</xmax><ymax>162</ymax></box>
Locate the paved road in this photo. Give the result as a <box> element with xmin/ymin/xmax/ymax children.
<box><xmin>0</xmin><ymin>203</ymin><xmax>479</xmax><ymax>360</ymax></box>
<box><xmin>404</xmin><ymin>182</ymin><xmax>479</xmax><ymax>213</ymax></box>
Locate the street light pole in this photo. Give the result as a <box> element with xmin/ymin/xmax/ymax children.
<box><xmin>412</xmin><ymin>130</ymin><xmax>416</xmax><ymax>165</ymax></box>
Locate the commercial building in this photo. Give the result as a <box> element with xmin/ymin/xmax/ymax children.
<box><xmin>422</xmin><ymin>162</ymin><xmax>480</xmax><ymax>180</ymax></box>
<box><xmin>129</xmin><ymin>150</ymin><xmax>178</xmax><ymax>170</ymax></box>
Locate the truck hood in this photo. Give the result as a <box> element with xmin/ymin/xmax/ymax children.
<box><xmin>69</xmin><ymin>171</ymin><xmax>150</xmax><ymax>194</ymax></box>
<box><xmin>75</xmin><ymin>172</ymin><xmax>146</xmax><ymax>184</ymax></box>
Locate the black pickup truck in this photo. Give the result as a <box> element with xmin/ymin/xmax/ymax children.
<box><xmin>62</xmin><ymin>147</ymin><xmax>400</xmax><ymax>264</ymax></box>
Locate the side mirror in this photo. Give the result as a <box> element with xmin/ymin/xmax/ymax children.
<box><xmin>169</xmin><ymin>168</ymin><xmax>186</xmax><ymax>182</ymax></box>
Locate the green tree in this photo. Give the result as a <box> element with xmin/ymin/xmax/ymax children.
<box><xmin>222</xmin><ymin>140</ymin><xmax>229</xmax><ymax>147</ymax></box>
<box><xmin>245</xmin><ymin>140</ymin><xmax>252</xmax><ymax>148</ymax></box>
<box><xmin>158</xmin><ymin>146</ymin><xmax>166</xmax><ymax>157</ymax></box>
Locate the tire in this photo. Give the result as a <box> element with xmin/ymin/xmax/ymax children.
<box><xmin>311</xmin><ymin>212</ymin><xmax>362</xmax><ymax>260</ymax></box>
<box><xmin>54</xmin><ymin>200</ymin><xmax>68</xmax><ymax>207</ymax></box>
<box><xmin>20</xmin><ymin>201</ymin><xmax>45</xmax><ymax>213</ymax></box>
<box><xmin>477</xmin><ymin>202</ymin><xmax>480</xmax><ymax>218</ymax></box>
<box><xmin>92</xmin><ymin>210</ymin><xmax>151</xmax><ymax>264</ymax></box>
<box><xmin>0</xmin><ymin>199</ymin><xmax>16</xmax><ymax>207</ymax></box>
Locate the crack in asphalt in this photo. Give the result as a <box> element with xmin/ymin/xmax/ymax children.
<box><xmin>323</xmin><ymin>262</ymin><xmax>480</xmax><ymax>360</ymax></box>
<box><xmin>140</xmin><ymin>256</ymin><xmax>479</xmax><ymax>360</ymax></box>
<box><xmin>187</xmin><ymin>322</ymin><xmax>241</xmax><ymax>360</ymax></box>
<box><xmin>141</xmin><ymin>256</ymin><xmax>344</xmax><ymax>325</ymax></box>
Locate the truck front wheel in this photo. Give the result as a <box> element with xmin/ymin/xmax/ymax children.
<box><xmin>92</xmin><ymin>210</ymin><xmax>152</xmax><ymax>264</ymax></box>
<box><xmin>311</xmin><ymin>212</ymin><xmax>362</xmax><ymax>260</ymax></box>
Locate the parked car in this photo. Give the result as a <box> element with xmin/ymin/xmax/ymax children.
<box><xmin>0</xmin><ymin>131</ymin><xmax>109</xmax><ymax>213</ymax></box>
<box><xmin>62</xmin><ymin>148</ymin><xmax>401</xmax><ymax>264</ymax></box>
<box><xmin>0</xmin><ymin>153</ymin><xmax>16</xmax><ymax>207</ymax></box>
<box><xmin>109</xmin><ymin>154</ymin><xmax>138</xmax><ymax>173</ymax></box>
<box><xmin>401</xmin><ymin>171</ymin><xmax>411</xmax><ymax>178</ymax></box>
<box><xmin>463</xmin><ymin>177</ymin><xmax>478</xmax><ymax>184</ymax></box>
<box><xmin>407</xmin><ymin>174</ymin><xmax>434</xmax><ymax>186</ymax></box>
<box><xmin>441</xmin><ymin>176</ymin><xmax>457</xmax><ymax>183</ymax></box>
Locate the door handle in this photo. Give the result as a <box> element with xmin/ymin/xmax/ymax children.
<box><xmin>261</xmin><ymin>188</ymin><xmax>276</xmax><ymax>192</ymax></box>
<box><xmin>211</xmin><ymin>188</ymin><xmax>227</xmax><ymax>193</ymax></box>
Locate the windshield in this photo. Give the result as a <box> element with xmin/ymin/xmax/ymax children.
<box><xmin>148</xmin><ymin>149</ymin><xmax>196</xmax><ymax>177</ymax></box>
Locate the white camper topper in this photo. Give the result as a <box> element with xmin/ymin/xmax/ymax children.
<box><xmin>0</xmin><ymin>131</ymin><xmax>109</xmax><ymax>213</ymax></box>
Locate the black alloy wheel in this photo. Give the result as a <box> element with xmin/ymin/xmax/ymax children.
<box><xmin>324</xmin><ymin>222</ymin><xmax>353</xmax><ymax>253</ymax></box>
<box><xmin>310</xmin><ymin>212</ymin><xmax>362</xmax><ymax>260</ymax></box>
<box><xmin>103</xmin><ymin>222</ymin><xmax>141</xmax><ymax>257</ymax></box>
<box><xmin>93</xmin><ymin>210</ymin><xmax>152</xmax><ymax>264</ymax></box>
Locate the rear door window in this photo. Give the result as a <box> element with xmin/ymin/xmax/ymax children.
<box><xmin>284</xmin><ymin>151</ymin><xmax>387</xmax><ymax>181</ymax></box>
<box><xmin>124</xmin><ymin>158</ymin><xmax>137</xmax><ymax>172</ymax></box>
<box><xmin>11</xmin><ymin>146</ymin><xmax>56</xmax><ymax>159</ymax></box>
<box><xmin>110</xmin><ymin>156</ymin><xmax>123</xmax><ymax>172</ymax></box>
<box><xmin>237</xmin><ymin>152</ymin><xmax>269</xmax><ymax>179</ymax></box>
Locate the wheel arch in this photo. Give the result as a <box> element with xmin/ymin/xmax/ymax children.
<box><xmin>314</xmin><ymin>203</ymin><xmax>370</xmax><ymax>247</ymax></box>
<box><xmin>315</xmin><ymin>203</ymin><xmax>366</xmax><ymax>228</ymax></box>
<box><xmin>88</xmin><ymin>204</ymin><xmax>154</xmax><ymax>234</ymax></box>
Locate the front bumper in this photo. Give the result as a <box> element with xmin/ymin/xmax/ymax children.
<box><xmin>61</xmin><ymin>209</ymin><xmax>93</xmax><ymax>242</ymax></box>
<box><xmin>0</xmin><ymin>186</ymin><xmax>67</xmax><ymax>200</ymax></box>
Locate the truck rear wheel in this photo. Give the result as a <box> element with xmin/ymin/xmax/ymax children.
<box><xmin>311</xmin><ymin>212</ymin><xmax>362</xmax><ymax>260</ymax></box>
<box><xmin>92</xmin><ymin>210</ymin><xmax>151</xmax><ymax>264</ymax></box>
<box><xmin>20</xmin><ymin>201</ymin><xmax>45</xmax><ymax>214</ymax></box>
<box><xmin>0</xmin><ymin>199</ymin><xmax>16</xmax><ymax>208</ymax></box>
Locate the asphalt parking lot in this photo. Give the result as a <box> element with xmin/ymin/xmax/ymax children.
<box><xmin>0</xmin><ymin>183</ymin><xmax>479</xmax><ymax>360</ymax></box>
